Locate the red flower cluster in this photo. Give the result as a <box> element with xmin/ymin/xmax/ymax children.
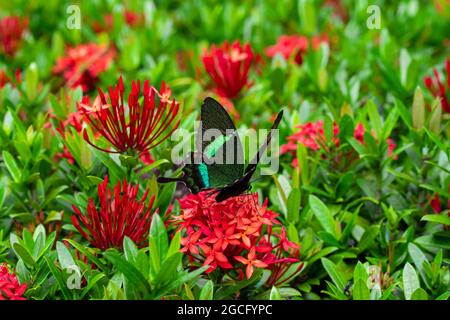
<box><xmin>79</xmin><ymin>76</ymin><xmax>180</xmax><ymax>155</ymax></box>
<box><xmin>0</xmin><ymin>16</ymin><xmax>28</xmax><ymax>56</ymax></box>
<box><xmin>424</xmin><ymin>59</ymin><xmax>450</xmax><ymax>113</ymax></box>
<box><xmin>281</xmin><ymin>121</ymin><xmax>396</xmax><ymax>167</ymax></box>
<box><xmin>53</xmin><ymin>43</ymin><xmax>115</xmax><ymax>92</ymax></box>
<box><xmin>202</xmin><ymin>41</ymin><xmax>254</xmax><ymax>99</ymax></box>
<box><xmin>176</xmin><ymin>192</ymin><xmax>302</xmax><ymax>284</ymax></box>
<box><xmin>265</xmin><ymin>34</ymin><xmax>327</xmax><ymax>65</ymax></box>
<box><xmin>0</xmin><ymin>264</ymin><xmax>26</xmax><ymax>300</ymax></box>
<box><xmin>72</xmin><ymin>176</ymin><xmax>156</xmax><ymax>250</ymax></box>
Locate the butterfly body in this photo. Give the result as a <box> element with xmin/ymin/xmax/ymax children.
<box><xmin>158</xmin><ymin>97</ymin><xmax>283</xmax><ymax>202</ymax></box>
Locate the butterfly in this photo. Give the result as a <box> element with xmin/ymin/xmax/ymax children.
<box><xmin>157</xmin><ymin>97</ymin><xmax>283</xmax><ymax>202</ymax></box>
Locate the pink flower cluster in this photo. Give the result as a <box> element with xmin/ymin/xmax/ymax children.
<box><xmin>281</xmin><ymin>121</ymin><xmax>396</xmax><ymax>167</ymax></box>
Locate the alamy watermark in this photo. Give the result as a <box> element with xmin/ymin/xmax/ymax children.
<box><xmin>367</xmin><ymin>5</ymin><xmax>382</xmax><ymax>30</ymax></box>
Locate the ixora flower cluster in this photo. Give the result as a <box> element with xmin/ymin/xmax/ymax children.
<box><xmin>0</xmin><ymin>16</ymin><xmax>28</xmax><ymax>56</ymax></box>
<box><xmin>175</xmin><ymin>192</ymin><xmax>302</xmax><ymax>285</ymax></box>
<box><xmin>0</xmin><ymin>264</ymin><xmax>26</xmax><ymax>300</ymax></box>
<box><xmin>53</xmin><ymin>43</ymin><xmax>116</xmax><ymax>92</ymax></box>
<box><xmin>72</xmin><ymin>176</ymin><xmax>156</xmax><ymax>250</ymax></box>
<box><xmin>281</xmin><ymin>120</ymin><xmax>396</xmax><ymax>167</ymax></box>
<box><xmin>78</xmin><ymin>76</ymin><xmax>180</xmax><ymax>155</ymax></box>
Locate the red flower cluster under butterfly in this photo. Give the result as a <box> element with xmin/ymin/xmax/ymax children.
<box><xmin>0</xmin><ymin>264</ymin><xmax>27</xmax><ymax>300</ymax></box>
<box><xmin>424</xmin><ymin>58</ymin><xmax>450</xmax><ymax>113</ymax></box>
<box><xmin>175</xmin><ymin>192</ymin><xmax>302</xmax><ymax>283</ymax></box>
<box><xmin>79</xmin><ymin>76</ymin><xmax>180</xmax><ymax>155</ymax></box>
<box><xmin>71</xmin><ymin>176</ymin><xmax>156</xmax><ymax>250</ymax></box>
<box><xmin>0</xmin><ymin>16</ymin><xmax>28</xmax><ymax>56</ymax></box>
<box><xmin>202</xmin><ymin>40</ymin><xmax>254</xmax><ymax>99</ymax></box>
<box><xmin>281</xmin><ymin>120</ymin><xmax>396</xmax><ymax>167</ymax></box>
<box><xmin>265</xmin><ymin>34</ymin><xmax>327</xmax><ymax>65</ymax></box>
<box><xmin>53</xmin><ymin>43</ymin><xmax>115</xmax><ymax>92</ymax></box>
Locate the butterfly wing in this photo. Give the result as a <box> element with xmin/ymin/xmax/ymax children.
<box><xmin>199</xmin><ymin>97</ymin><xmax>245</xmax><ymax>187</ymax></box>
<box><xmin>158</xmin><ymin>98</ymin><xmax>245</xmax><ymax>192</ymax></box>
<box><xmin>214</xmin><ymin>110</ymin><xmax>284</xmax><ymax>202</ymax></box>
<box><xmin>244</xmin><ymin>110</ymin><xmax>284</xmax><ymax>175</ymax></box>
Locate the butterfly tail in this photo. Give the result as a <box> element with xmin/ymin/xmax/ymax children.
<box><xmin>245</xmin><ymin>110</ymin><xmax>284</xmax><ymax>174</ymax></box>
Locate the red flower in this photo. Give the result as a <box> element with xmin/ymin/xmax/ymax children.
<box><xmin>234</xmin><ymin>248</ymin><xmax>268</xmax><ymax>279</ymax></box>
<box><xmin>0</xmin><ymin>69</ymin><xmax>9</xmax><ymax>89</ymax></box>
<box><xmin>430</xmin><ymin>184</ymin><xmax>450</xmax><ymax>217</ymax></box>
<box><xmin>0</xmin><ymin>264</ymin><xmax>27</xmax><ymax>300</ymax></box>
<box><xmin>260</xmin><ymin>227</ymin><xmax>302</xmax><ymax>287</ymax></box>
<box><xmin>424</xmin><ymin>59</ymin><xmax>450</xmax><ymax>113</ymax></box>
<box><xmin>0</xmin><ymin>16</ymin><xmax>28</xmax><ymax>56</ymax></box>
<box><xmin>281</xmin><ymin>120</ymin><xmax>396</xmax><ymax>167</ymax></box>
<box><xmin>71</xmin><ymin>176</ymin><xmax>156</xmax><ymax>250</ymax></box>
<box><xmin>53</xmin><ymin>43</ymin><xmax>115</xmax><ymax>92</ymax></box>
<box><xmin>0</xmin><ymin>68</ymin><xmax>21</xmax><ymax>89</ymax></box>
<box><xmin>79</xmin><ymin>76</ymin><xmax>180</xmax><ymax>155</ymax></box>
<box><xmin>265</xmin><ymin>34</ymin><xmax>327</xmax><ymax>65</ymax></box>
<box><xmin>265</xmin><ymin>35</ymin><xmax>309</xmax><ymax>64</ymax></box>
<box><xmin>202</xmin><ymin>41</ymin><xmax>254</xmax><ymax>99</ymax></box>
<box><xmin>176</xmin><ymin>192</ymin><xmax>301</xmax><ymax>283</ymax></box>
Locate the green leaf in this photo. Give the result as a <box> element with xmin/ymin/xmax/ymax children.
<box><xmin>104</xmin><ymin>250</ymin><xmax>151</xmax><ymax>297</ymax></box>
<box><xmin>25</xmin><ymin>62</ymin><xmax>39</xmax><ymax>100</ymax></box>
<box><xmin>80</xmin><ymin>273</ymin><xmax>106</xmax><ymax>299</ymax></box>
<box><xmin>412</xmin><ymin>86</ymin><xmax>425</xmax><ymax>130</ymax></box>
<box><xmin>56</xmin><ymin>241</ymin><xmax>77</xmax><ymax>270</ymax></box>
<box><xmin>321</xmin><ymin>258</ymin><xmax>345</xmax><ymax>292</ymax></box>
<box><xmin>358</xmin><ymin>225</ymin><xmax>380</xmax><ymax>251</ymax></box>
<box><xmin>353</xmin><ymin>262</ymin><xmax>368</xmax><ymax>283</ymax></box>
<box><xmin>366</xmin><ymin>100</ymin><xmax>382</xmax><ymax>139</ymax></box>
<box><xmin>2</xmin><ymin>151</ymin><xmax>22</xmax><ymax>183</ymax></box>
<box><xmin>408</xmin><ymin>243</ymin><xmax>430</xmax><ymax>288</ymax></box>
<box><xmin>353</xmin><ymin>280</ymin><xmax>370</xmax><ymax>300</ymax></box>
<box><xmin>45</xmin><ymin>257</ymin><xmax>73</xmax><ymax>300</ymax></box>
<box><xmin>287</xmin><ymin>188</ymin><xmax>300</xmax><ymax>223</ymax></box>
<box><xmin>429</xmin><ymin>99</ymin><xmax>442</xmax><ymax>135</ymax></box>
<box><xmin>309</xmin><ymin>195</ymin><xmax>336</xmax><ymax>237</ymax></box>
<box><xmin>421</xmin><ymin>214</ymin><xmax>450</xmax><ymax>226</ymax></box>
<box><xmin>270</xmin><ymin>286</ymin><xmax>282</xmax><ymax>300</ymax></box>
<box><xmin>410</xmin><ymin>288</ymin><xmax>428</xmax><ymax>300</ymax></box>
<box><xmin>13</xmin><ymin>243</ymin><xmax>35</xmax><ymax>266</ymax></box>
<box><xmin>199</xmin><ymin>280</ymin><xmax>214</xmax><ymax>300</ymax></box>
<box><xmin>149</xmin><ymin>214</ymin><xmax>169</xmax><ymax>277</ymax></box>
<box><xmin>167</xmin><ymin>232</ymin><xmax>181</xmax><ymax>258</ymax></box>
<box><xmin>403</xmin><ymin>262</ymin><xmax>420</xmax><ymax>300</ymax></box>
<box><xmin>123</xmin><ymin>236</ymin><xmax>138</xmax><ymax>262</ymax></box>
<box><xmin>394</xmin><ymin>98</ymin><xmax>412</xmax><ymax>129</ymax></box>
<box><xmin>64</xmin><ymin>239</ymin><xmax>106</xmax><ymax>271</ymax></box>
<box><xmin>436</xmin><ymin>292</ymin><xmax>450</xmax><ymax>300</ymax></box>
<box><xmin>152</xmin><ymin>266</ymin><xmax>208</xmax><ymax>300</ymax></box>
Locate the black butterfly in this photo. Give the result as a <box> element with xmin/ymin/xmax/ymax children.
<box><xmin>158</xmin><ymin>97</ymin><xmax>283</xmax><ymax>202</ymax></box>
